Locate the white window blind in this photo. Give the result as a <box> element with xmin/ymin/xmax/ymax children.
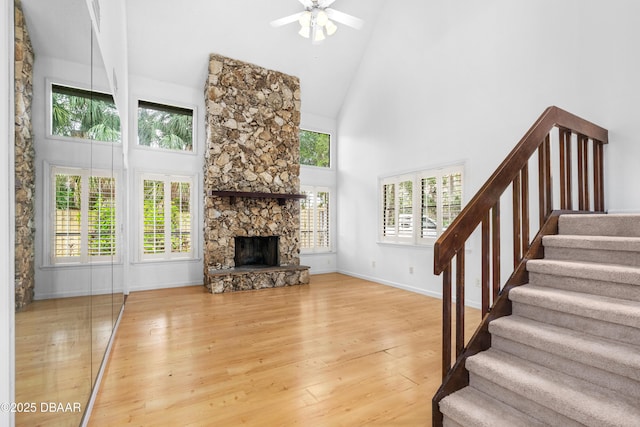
<box><xmin>300</xmin><ymin>186</ymin><xmax>331</xmax><ymax>252</ymax></box>
<box><xmin>380</xmin><ymin>165</ymin><xmax>463</xmax><ymax>244</ymax></box>
<box><xmin>52</xmin><ymin>166</ymin><xmax>117</xmax><ymax>264</ymax></box>
<box><xmin>141</xmin><ymin>174</ymin><xmax>193</xmax><ymax>260</ymax></box>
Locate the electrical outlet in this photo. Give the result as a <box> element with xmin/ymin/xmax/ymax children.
<box><xmin>475</xmin><ymin>278</ymin><xmax>481</xmax><ymax>288</ymax></box>
<box><xmin>409</xmin><ymin>266</ymin><xmax>414</xmax><ymax>274</ymax></box>
<box><xmin>372</xmin><ymin>261</ymin><xmax>376</xmax><ymax>268</ymax></box>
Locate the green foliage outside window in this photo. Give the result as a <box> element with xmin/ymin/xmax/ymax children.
<box><xmin>138</xmin><ymin>101</ymin><xmax>193</xmax><ymax>151</ymax></box>
<box><xmin>300</xmin><ymin>129</ymin><xmax>330</xmax><ymax>167</ymax></box>
<box><xmin>51</xmin><ymin>84</ymin><xmax>121</xmax><ymax>142</ymax></box>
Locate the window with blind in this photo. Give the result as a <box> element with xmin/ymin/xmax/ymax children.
<box><xmin>300</xmin><ymin>186</ymin><xmax>331</xmax><ymax>252</ymax></box>
<box><xmin>50</xmin><ymin>83</ymin><xmax>121</xmax><ymax>143</ymax></box>
<box><xmin>137</xmin><ymin>100</ymin><xmax>194</xmax><ymax>152</ymax></box>
<box><xmin>141</xmin><ymin>174</ymin><xmax>193</xmax><ymax>260</ymax></box>
<box><xmin>52</xmin><ymin>166</ymin><xmax>117</xmax><ymax>264</ymax></box>
<box><xmin>380</xmin><ymin>165</ymin><xmax>463</xmax><ymax>244</ymax></box>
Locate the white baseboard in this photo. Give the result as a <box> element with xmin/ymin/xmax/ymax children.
<box><xmin>336</xmin><ymin>269</ymin><xmax>482</xmax><ymax>309</ymax></box>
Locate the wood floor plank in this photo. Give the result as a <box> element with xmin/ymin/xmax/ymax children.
<box><xmin>89</xmin><ymin>273</ymin><xmax>480</xmax><ymax>426</ymax></box>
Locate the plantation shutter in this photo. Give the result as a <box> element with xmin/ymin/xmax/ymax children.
<box><xmin>170</xmin><ymin>181</ymin><xmax>191</xmax><ymax>254</ymax></box>
<box><xmin>316</xmin><ymin>190</ymin><xmax>330</xmax><ymax>248</ymax></box>
<box><xmin>143</xmin><ymin>179</ymin><xmax>165</xmax><ymax>255</ymax></box>
<box><xmin>382</xmin><ymin>182</ymin><xmax>396</xmax><ymax>237</ymax></box>
<box><xmin>441</xmin><ymin>172</ymin><xmax>462</xmax><ymax>232</ymax></box>
<box><xmin>421</xmin><ymin>176</ymin><xmax>438</xmax><ymax>238</ymax></box>
<box><xmin>55</xmin><ymin>173</ymin><xmax>82</xmax><ymax>258</ymax></box>
<box><xmin>300</xmin><ymin>188</ymin><xmax>313</xmax><ymax>249</ymax></box>
<box><xmin>88</xmin><ymin>176</ymin><xmax>116</xmax><ymax>256</ymax></box>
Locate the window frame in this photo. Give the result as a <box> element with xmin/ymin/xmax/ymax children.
<box><xmin>46</xmin><ymin>79</ymin><xmax>121</xmax><ymax>145</ymax></box>
<box><xmin>138</xmin><ymin>172</ymin><xmax>196</xmax><ymax>262</ymax></box>
<box><xmin>300</xmin><ymin>185</ymin><xmax>333</xmax><ymax>253</ymax></box>
<box><xmin>135</xmin><ymin>98</ymin><xmax>197</xmax><ymax>155</ymax></box>
<box><xmin>47</xmin><ymin>164</ymin><xmax>120</xmax><ymax>266</ymax></box>
<box><xmin>379</xmin><ymin>164</ymin><xmax>464</xmax><ymax>246</ymax></box>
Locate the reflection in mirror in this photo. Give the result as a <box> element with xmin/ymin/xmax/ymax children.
<box><xmin>14</xmin><ymin>0</ymin><xmax>123</xmax><ymax>425</ymax></box>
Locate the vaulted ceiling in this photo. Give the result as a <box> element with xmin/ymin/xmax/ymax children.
<box><xmin>20</xmin><ymin>0</ymin><xmax>387</xmax><ymax>119</ymax></box>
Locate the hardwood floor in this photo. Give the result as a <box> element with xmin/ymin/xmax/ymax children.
<box><xmin>89</xmin><ymin>274</ymin><xmax>480</xmax><ymax>426</ymax></box>
<box><xmin>15</xmin><ymin>294</ymin><xmax>116</xmax><ymax>427</ymax></box>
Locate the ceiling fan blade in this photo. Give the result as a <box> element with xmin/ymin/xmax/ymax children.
<box><xmin>325</xmin><ymin>8</ymin><xmax>364</xmax><ymax>30</ymax></box>
<box><xmin>270</xmin><ymin>12</ymin><xmax>305</xmax><ymax>28</ymax></box>
<box><xmin>298</xmin><ymin>0</ymin><xmax>314</xmax><ymax>8</ymax></box>
<box><xmin>317</xmin><ymin>0</ymin><xmax>337</xmax><ymax>7</ymax></box>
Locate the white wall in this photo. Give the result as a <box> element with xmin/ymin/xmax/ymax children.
<box><xmin>32</xmin><ymin>56</ymin><xmax>124</xmax><ymax>298</ymax></box>
<box><xmin>126</xmin><ymin>75</ymin><xmax>205</xmax><ymax>292</ymax></box>
<box><xmin>1</xmin><ymin>0</ymin><xmax>15</xmax><ymax>424</ymax></box>
<box><xmin>337</xmin><ymin>0</ymin><xmax>640</xmax><ymax>306</ymax></box>
<box><xmin>299</xmin><ymin>112</ymin><xmax>338</xmax><ymax>274</ymax></box>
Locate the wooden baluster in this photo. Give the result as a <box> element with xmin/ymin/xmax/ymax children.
<box><xmin>544</xmin><ymin>134</ymin><xmax>552</xmax><ymax>217</ymax></box>
<box><xmin>594</xmin><ymin>141</ymin><xmax>605</xmax><ymax>211</ymax></box>
<box><xmin>455</xmin><ymin>250</ymin><xmax>465</xmax><ymax>357</ymax></box>
<box><xmin>512</xmin><ymin>174</ymin><xmax>522</xmax><ymax>268</ymax></box>
<box><xmin>577</xmin><ymin>134</ymin><xmax>586</xmax><ymax>210</ymax></box>
<box><xmin>442</xmin><ymin>262</ymin><xmax>452</xmax><ymax>380</ymax></box>
<box><xmin>559</xmin><ymin>129</ymin><xmax>567</xmax><ymax>209</ymax></box>
<box><xmin>565</xmin><ymin>130</ymin><xmax>573</xmax><ymax>209</ymax></box>
<box><xmin>492</xmin><ymin>202</ymin><xmax>501</xmax><ymax>302</ymax></box>
<box><xmin>538</xmin><ymin>142</ymin><xmax>547</xmax><ymax>226</ymax></box>
<box><xmin>521</xmin><ymin>165</ymin><xmax>529</xmax><ymax>256</ymax></box>
<box><xmin>482</xmin><ymin>213</ymin><xmax>490</xmax><ymax>317</ymax></box>
<box><xmin>583</xmin><ymin>136</ymin><xmax>590</xmax><ymax>210</ymax></box>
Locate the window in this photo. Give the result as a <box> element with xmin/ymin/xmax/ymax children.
<box><xmin>51</xmin><ymin>166</ymin><xmax>117</xmax><ymax>264</ymax></box>
<box><xmin>300</xmin><ymin>186</ymin><xmax>331</xmax><ymax>252</ymax></box>
<box><xmin>50</xmin><ymin>84</ymin><xmax>121</xmax><ymax>143</ymax></box>
<box><xmin>137</xmin><ymin>100</ymin><xmax>194</xmax><ymax>151</ymax></box>
<box><xmin>300</xmin><ymin>129</ymin><xmax>330</xmax><ymax>167</ymax></box>
<box><xmin>141</xmin><ymin>174</ymin><xmax>194</xmax><ymax>260</ymax></box>
<box><xmin>380</xmin><ymin>165</ymin><xmax>463</xmax><ymax>244</ymax></box>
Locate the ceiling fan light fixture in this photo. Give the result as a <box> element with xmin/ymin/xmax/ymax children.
<box><xmin>313</xmin><ymin>27</ymin><xmax>326</xmax><ymax>42</ymax></box>
<box><xmin>299</xmin><ymin>25</ymin><xmax>311</xmax><ymax>38</ymax></box>
<box><xmin>299</xmin><ymin>11</ymin><xmax>312</xmax><ymax>27</ymax></box>
<box><xmin>325</xmin><ymin>19</ymin><xmax>337</xmax><ymax>36</ymax></box>
<box><xmin>316</xmin><ymin>10</ymin><xmax>329</xmax><ymax>27</ymax></box>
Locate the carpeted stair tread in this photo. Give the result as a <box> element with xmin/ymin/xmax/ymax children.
<box><xmin>558</xmin><ymin>214</ymin><xmax>640</xmax><ymax>237</ymax></box>
<box><xmin>527</xmin><ymin>259</ymin><xmax>640</xmax><ymax>286</ymax></box>
<box><xmin>489</xmin><ymin>315</ymin><xmax>640</xmax><ymax>381</ymax></box>
<box><xmin>509</xmin><ymin>284</ymin><xmax>640</xmax><ymax>329</ymax></box>
<box><xmin>466</xmin><ymin>349</ymin><xmax>640</xmax><ymax>426</ymax></box>
<box><xmin>541</xmin><ymin>235</ymin><xmax>640</xmax><ymax>267</ymax></box>
<box><xmin>543</xmin><ymin>234</ymin><xmax>640</xmax><ymax>251</ymax></box>
<box><xmin>439</xmin><ymin>386</ymin><xmax>546</xmax><ymax>427</ymax></box>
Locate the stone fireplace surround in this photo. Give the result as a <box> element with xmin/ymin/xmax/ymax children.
<box><xmin>203</xmin><ymin>54</ymin><xmax>309</xmax><ymax>293</ymax></box>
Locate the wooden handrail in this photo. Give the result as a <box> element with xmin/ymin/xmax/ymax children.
<box><xmin>434</xmin><ymin>106</ymin><xmax>607</xmax><ymax>275</ymax></box>
<box><xmin>431</xmin><ymin>106</ymin><xmax>608</xmax><ymax>427</ymax></box>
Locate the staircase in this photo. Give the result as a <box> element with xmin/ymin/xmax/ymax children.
<box><xmin>439</xmin><ymin>214</ymin><xmax>640</xmax><ymax>426</ymax></box>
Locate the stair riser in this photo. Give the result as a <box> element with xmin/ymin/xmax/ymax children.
<box><xmin>559</xmin><ymin>215</ymin><xmax>640</xmax><ymax>237</ymax></box>
<box><xmin>468</xmin><ymin>376</ymin><xmax>582</xmax><ymax>427</ymax></box>
<box><xmin>512</xmin><ymin>302</ymin><xmax>640</xmax><ymax>346</ymax></box>
<box><xmin>528</xmin><ymin>272</ymin><xmax>640</xmax><ymax>302</ymax></box>
<box><xmin>491</xmin><ymin>336</ymin><xmax>640</xmax><ymax>402</ymax></box>
<box><xmin>544</xmin><ymin>246</ymin><xmax>640</xmax><ymax>268</ymax></box>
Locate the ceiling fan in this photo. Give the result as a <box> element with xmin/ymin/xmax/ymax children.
<box><xmin>270</xmin><ymin>0</ymin><xmax>364</xmax><ymax>44</ymax></box>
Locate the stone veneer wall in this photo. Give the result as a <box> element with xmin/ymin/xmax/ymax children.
<box><xmin>14</xmin><ymin>0</ymin><xmax>35</xmax><ymax>310</ymax></box>
<box><xmin>203</xmin><ymin>54</ymin><xmax>308</xmax><ymax>293</ymax></box>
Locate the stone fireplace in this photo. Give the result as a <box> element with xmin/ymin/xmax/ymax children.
<box><xmin>203</xmin><ymin>53</ymin><xmax>309</xmax><ymax>293</ymax></box>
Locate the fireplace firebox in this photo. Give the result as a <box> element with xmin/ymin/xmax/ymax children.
<box><xmin>234</xmin><ymin>236</ymin><xmax>279</xmax><ymax>268</ymax></box>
